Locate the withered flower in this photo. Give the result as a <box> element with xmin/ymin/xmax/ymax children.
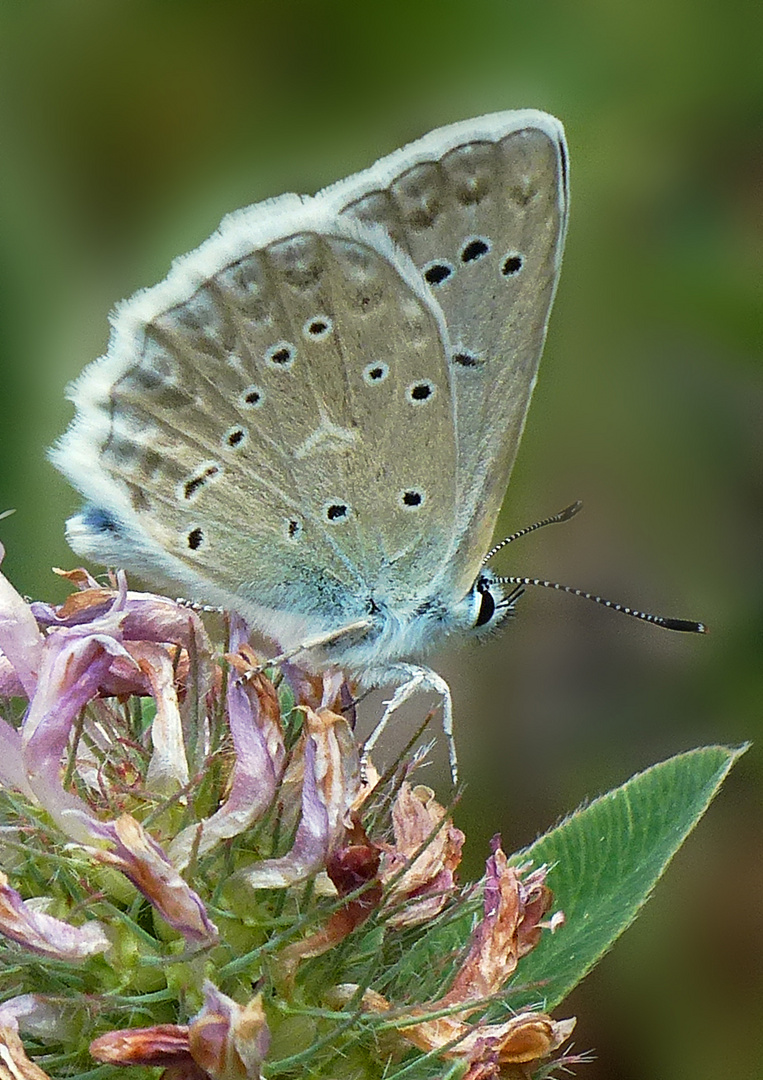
<box><xmin>91</xmin><ymin>983</ymin><xmax>270</xmax><ymax>1080</ymax></box>
<box><xmin>347</xmin><ymin>838</ymin><xmax>572</xmax><ymax>1075</ymax></box>
<box><xmin>380</xmin><ymin>781</ymin><xmax>465</xmax><ymax>928</ymax></box>
<box><xmin>0</xmin><ymin>553</ymin><xmax>577</xmax><ymax>1079</ymax></box>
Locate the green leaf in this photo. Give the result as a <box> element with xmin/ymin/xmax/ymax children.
<box><xmin>505</xmin><ymin>744</ymin><xmax>747</xmax><ymax>1012</ymax></box>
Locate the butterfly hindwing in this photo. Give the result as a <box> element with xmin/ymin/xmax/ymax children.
<box><xmin>55</xmin><ymin>209</ymin><xmax>458</xmax><ymax>638</ymax></box>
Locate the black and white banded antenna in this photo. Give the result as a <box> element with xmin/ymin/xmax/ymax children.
<box><xmin>485</xmin><ymin>501</ymin><xmax>706</xmax><ymax>635</ymax></box>
<box><xmin>482</xmin><ymin>500</ymin><xmax>583</xmax><ymax>565</ymax></box>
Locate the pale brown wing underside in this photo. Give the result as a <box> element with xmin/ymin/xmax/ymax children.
<box><xmin>56</xmin><ymin>220</ymin><xmax>457</xmax><ymax>630</ymax></box>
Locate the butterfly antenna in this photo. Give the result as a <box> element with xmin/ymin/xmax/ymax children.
<box><xmin>482</xmin><ymin>500</ymin><xmax>583</xmax><ymax>566</ymax></box>
<box><xmin>495</xmin><ymin>575</ymin><xmax>706</xmax><ymax>634</ymax></box>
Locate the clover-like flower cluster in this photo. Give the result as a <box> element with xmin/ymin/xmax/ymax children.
<box><xmin>0</xmin><ymin>544</ymin><xmax>576</xmax><ymax>1080</ymax></box>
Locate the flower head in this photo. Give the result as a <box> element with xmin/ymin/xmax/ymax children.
<box><xmin>0</xmin><ymin>553</ymin><xmax>576</xmax><ymax>1079</ymax></box>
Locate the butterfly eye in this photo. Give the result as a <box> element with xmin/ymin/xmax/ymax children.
<box><xmin>474</xmin><ymin>583</ymin><xmax>496</xmax><ymax>627</ymax></box>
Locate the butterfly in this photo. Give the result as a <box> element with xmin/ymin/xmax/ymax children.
<box><xmin>52</xmin><ymin>110</ymin><xmax>571</xmax><ymax>778</ymax></box>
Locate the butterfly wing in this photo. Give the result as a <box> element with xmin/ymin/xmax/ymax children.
<box><xmin>53</xmin><ymin>200</ymin><xmax>458</xmax><ymax>649</ymax></box>
<box><xmin>324</xmin><ymin>110</ymin><xmax>569</xmax><ymax>597</ymax></box>
<box><xmin>54</xmin><ymin>112</ymin><xmax>567</xmax><ymax>657</ymax></box>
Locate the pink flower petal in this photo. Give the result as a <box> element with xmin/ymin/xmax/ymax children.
<box><xmin>380</xmin><ymin>783</ymin><xmax>464</xmax><ymax>928</ymax></box>
<box><xmin>0</xmin><ymin>546</ymin><xmax>44</xmax><ymax>698</ymax></box>
<box><xmin>0</xmin><ymin>871</ymin><xmax>109</xmax><ymax>960</ymax></box>
<box><xmin>242</xmin><ymin>708</ymin><xmax>360</xmax><ymax>889</ymax></box>
<box><xmin>133</xmin><ymin>641</ymin><xmax>190</xmax><ymax>793</ymax></box>
<box><xmin>88</xmin><ymin>815</ymin><xmax>218</xmax><ymax>945</ymax></box>
<box><xmin>0</xmin><ymin>718</ymin><xmax>34</xmax><ymax>797</ymax></box>
<box><xmin>169</xmin><ymin>617</ymin><xmax>285</xmax><ymax>870</ymax></box>
<box><xmin>21</xmin><ymin>629</ymin><xmax>135</xmax><ymax>839</ymax></box>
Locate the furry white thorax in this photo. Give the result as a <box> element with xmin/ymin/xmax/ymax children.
<box><xmin>65</xmin><ymin>497</ymin><xmax>513</xmax><ymax>681</ymax></box>
<box><xmin>241</xmin><ymin>566</ymin><xmax>513</xmax><ymax>683</ymax></box>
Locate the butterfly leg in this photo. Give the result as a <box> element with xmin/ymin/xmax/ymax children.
<box><xmin>363</xmin><ymin>664</ymin><xmax>458</xmax><ymax>784</ymax></box>
<box><xmin>254</xmin><ymin>618</ymin><xmax>374</xmax><ymax>672</ymax></box>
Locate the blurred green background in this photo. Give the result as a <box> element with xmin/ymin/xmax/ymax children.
<box><xmin>0</xmin><ymin>0</ymin><xmax>761</xmax><ymax>1076</ymax></box>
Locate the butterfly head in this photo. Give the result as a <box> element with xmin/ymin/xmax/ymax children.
<box><xmin>457</xmin><ymin>569</ymin><xmax>520</xmax><ymax>638</ymax></box>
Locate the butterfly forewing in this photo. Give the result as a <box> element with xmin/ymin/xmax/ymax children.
<box><xmin>326</xmin><ymin>111</ymin><xmax>568</xmax><ymax>594</ymax></box>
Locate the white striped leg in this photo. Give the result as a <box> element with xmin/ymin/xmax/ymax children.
<box><xmin>362</xmin><ymin>664</ymin><xmax>457</xmax><ymax>783</ymax></box>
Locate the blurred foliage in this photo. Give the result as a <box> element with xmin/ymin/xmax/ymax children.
<box><xmin>0</xmin><ymin>1</ymin><xmax>761</xmax><ymax>1078</ymax></box>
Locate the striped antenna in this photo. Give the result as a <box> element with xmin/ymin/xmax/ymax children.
<box><xmin>495</xmin><ymin>575</ymin><xmax>706</xmax><ymax>634</ymax></box>
<box><xmin>482</xmin><ymin>500</ymin><xmax>583</xmax><ymax>565</ymax></box>
<box><xmin>487</xmin><ymin>501</ymin><xmax>706</xmax><ymax>633</ymax></box>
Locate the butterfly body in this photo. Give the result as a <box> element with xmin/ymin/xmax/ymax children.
<box><xmin>53</xmin><ymin>111</ymin><xmax>568</xmax><ymax>765</ymax></box>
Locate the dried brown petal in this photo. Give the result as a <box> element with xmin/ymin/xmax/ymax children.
<box><xmin>53</xmin><ymin>586</ymin><xmax>116</xmax><ymax>620</ymax></box>
<box><xmin>52</xmin><ymin>566</ymin><xmax>101</xmax><ymax>591</ymax></box>
<box><xmin>381</xmin><ymin>783</ymin><xmax>464</xmax><ymax>928</ymax></box>
<box><xmin>442</xmin><ymin>844</ymin><xmax>523</xmax><ymax>1006</ymax></box>
<box><xmin>278</xmin><ymin>843</ymin><xmax>382</xmax><ymax>986</ymax></box>
<box><xmin>442</xmin><ymin>841</ymin><xmax>557</xmax><ymax>1008</ymax></box>
<box><xmin>356</xmin><ymin>989</ymin><xmax>575</xmax><ymax>1070</ymax></box>
<box><xmin>0</xmin><ymin>1024</ymin><xmax>52</xmax><ymax>1079</ymax></box>
<box><xmin>90</xmin><ymin>815</ymin><xmax>218</xmax><ymax>944</ymax></box>
<box><xmin>514</xmin><ymin>863</ymin><xmax>557</xmax><ymax>958</ymax></box>
<box><xmin>90</xmin><ymin>1024</ymin><xmax>190</xmax><ymax>1065</ymax></box>
<box><xmin>188</xmin><ymin>986</ymin><xmax>269</xmax><ymax>1080</ymax></box>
